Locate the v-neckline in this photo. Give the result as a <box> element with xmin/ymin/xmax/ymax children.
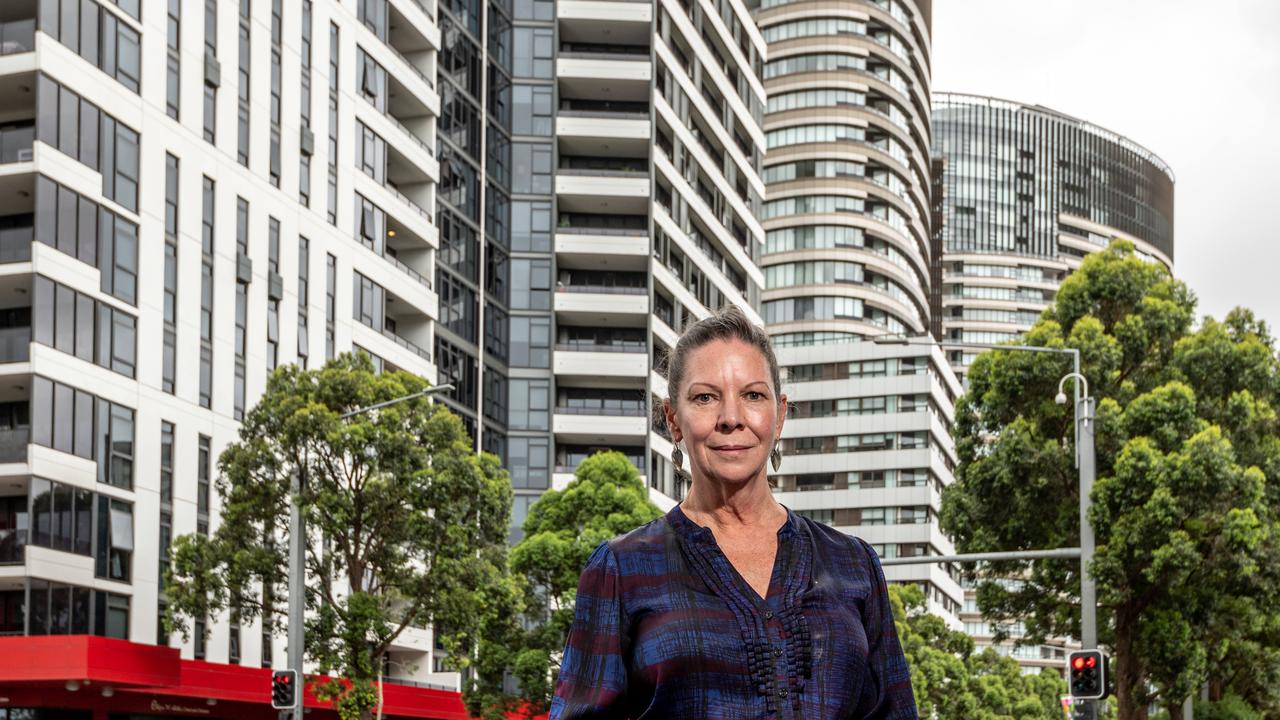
<box><xmin>674</xmin><ymin>505</ymin><xmax>791</xmax><ymax>604</ymax></box>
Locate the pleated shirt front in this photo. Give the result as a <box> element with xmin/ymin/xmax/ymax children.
<box><xmin>550</xmin><ymin>505</ymin><xmax>918</xmax><ymax>719</ymax></box>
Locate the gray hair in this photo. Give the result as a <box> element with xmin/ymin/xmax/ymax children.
<box><xmin>663</xmin><ymin>305</ymin><xmax>782</xmax><ymax>408</ymax></box>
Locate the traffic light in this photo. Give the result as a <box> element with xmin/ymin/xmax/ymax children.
<box><xmin>271</xmin><ymin>669</ymin><xmax>298</xmax><ymax>709</ymax></box>
<box><xmin>1067</xmin><ymin>650</ymin><xmax>1106</xmax><ymax>700</ymax></box>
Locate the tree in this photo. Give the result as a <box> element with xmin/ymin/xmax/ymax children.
<box><xmin>164</xmin><ymin>354</ymin><xmax>512</xmax><ymax>720</ymax></box>
<box><xmin>941</xmin><ymin>241</ymin><xmax>1280</xmax><ymax>719</ymax></box>
<box><xmin>888</xmin><ymin>584</ymin><xmax>1064</xmax><ymax>720</ymax></box>
<box><xmin>465</xmin><ymin>451</ymin><xmax>663</xmax><ymax>719</ymax></box>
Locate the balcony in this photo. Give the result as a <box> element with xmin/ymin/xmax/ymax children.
<box><xmin>553</xmin><ymin>327</ymin><xmax>647</xmax><ymax>381</ymax></box>
<box><xmin>353</xmin><ymin>275</ymin><xmax>434</xmax><ymax>369</ymax></box>
<box><xmin>0</xmin><ymin>3</ymin><xmax>35</xmax><ymax>58</ymax></box>
<box><xmin>552</xmin><ymin>389</ymin><xmax>648</xmax><ymax>444</ymax></box>
<box><xmin>0</xmin><ymin>122</ymin><xmax>33</xmax><ymax>165</ymax></box>
<box><xmin>555</xmin><ymin>155</ymin><xmax>649</xmax><ymax>217</ymax></box>
<box><xmin>557</xmin><ymin>23</ymin><xmax>650</xmax><ymax>111</ymax></box>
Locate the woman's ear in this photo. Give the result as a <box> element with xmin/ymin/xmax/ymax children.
<box><xmin>662</xmin><ymin>398</ymin><xmax>682</xmax><ymax>443</ymax></box>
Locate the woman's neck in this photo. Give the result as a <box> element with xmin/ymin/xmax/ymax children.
<box><xmin>681</xmin><ymin>474</ymin><xmax>785</xmax><ymax>532</ymax></box>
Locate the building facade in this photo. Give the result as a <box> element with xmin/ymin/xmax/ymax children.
<box><xmin>751</xmin><ymin>0</ymin><xmax>964</xmax><ymax>621</ymax></box>
<box><xmin>931</xmin><ymin>92</ymin><xmax>1176</xmax><ymax>375</ymax></box>
<box><xmin>0</xmin><ymin>0</ymin><xmax>454</xmax><ymax>697</ymax></box>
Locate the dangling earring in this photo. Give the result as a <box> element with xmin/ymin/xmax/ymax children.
<box><xmin>771</xmin><ymin>444</ymin><xmax>782</xmax><ymax>472</ymax></box>
<box><xmin>672</xmin><ymin>444</ymin><xmax>688</xmax><ymax>481</ymax></box>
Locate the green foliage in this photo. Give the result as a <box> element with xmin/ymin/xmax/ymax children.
<box><xmin>465</xmin><ymin>451</ymin><xmax>662</xmax><ymax>719</ymax></box>
<box><xmin>889</xmin><ymin>584</ymin><xmax>1064</xmax><ymax>720</ymax></box>
<box><xmin>164</xmin><ymin>354</ymin><xmax>512</xmax><ymax>720</ymax></box>
<box><xmin>1193</xmin><ymin>693</ymin><xmax>1263</xmax><ymax>720</ymax></box>
<box><xmin>941</xmin><ymin>241</ymin><xmax>1280</xmax><ymax>719</ymax></box>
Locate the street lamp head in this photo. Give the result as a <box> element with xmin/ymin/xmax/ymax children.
<box><xmin>1055</xmin><ymin>391</ymin><xmax>1068</xmax><ymax>405</ymax></box>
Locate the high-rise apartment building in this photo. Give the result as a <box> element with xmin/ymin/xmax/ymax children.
<box><xmin>429</xmin><ymin>0</ymin><xmax>769</xmax><ymax>528</ymax></box>
<box><xmin>931</xmin><ymin>92</ymin><xmax>1175</xmax><ymax>377</ymax></box>
<box><xmin>0</xmin><ymin>0</ymin><xmax>483</xmax><ymax>714</ymax></box>
<box><xmin>752</xmin><ymin>0</ymin><xmax>963</xmax><ymax>621</ymax></box>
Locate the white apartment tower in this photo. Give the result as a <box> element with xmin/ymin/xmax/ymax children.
<box><xmin>0</xmin><ymin>0</ymin><xmax>459</xmax><ymax>697</ymax></box>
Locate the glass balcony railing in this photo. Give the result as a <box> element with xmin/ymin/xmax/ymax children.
<box><xmin>0</xmin><ymin>326</ymin><xmax>31</xmax><ymax>362</ymax></box>
<box><xmin>0</xmin><ymin>426</ymin><xmax>30</xmax><ymax>463</ymax></box>
<box><xmin>0</xmin><ymin>19</ymin><xmax>35</xmax><ymax>56</ymax></box>
<box><xmin>0</xmin><ymin>222</ymin><xmax>33</xmax><ymax>263</ymax></box>
<box><xmin>0</xmin><ymin>527</ymin><xmax>25</xmax><ymax>564</ymax></box>
<box><xmin>0</xmin><ymin>122</ymin><xmax>35</xmax><ymax>164</ymax></box>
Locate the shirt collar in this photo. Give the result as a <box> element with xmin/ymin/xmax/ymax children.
<box><xmin>668</xmin><ymin>503</ymin><xmax>801</xmax><ymax>544</ymax></box>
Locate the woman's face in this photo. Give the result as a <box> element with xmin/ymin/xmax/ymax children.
<box><xmin>664</xmin><ymin>339</ymin><xmax>787</xmax><ymax>488</ymax></box>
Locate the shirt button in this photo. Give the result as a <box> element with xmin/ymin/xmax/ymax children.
<box><xmin>772</xmin><ymin>648</ymin><xmax>782</xmax><ymax>657</ymax></box>
<box><xmin>764</xmin><ymin>611</ymin><xmax>774</xmax><ymax>619</ymax></box>
<box><xmin>778</xmin><ymin>689</ymin><xmax>789</xmax><ymax>698</ymax></box>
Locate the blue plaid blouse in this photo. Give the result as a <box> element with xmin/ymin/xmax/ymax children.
<box><xmin>550</xmin><ymin>505</ymin><xmax>918</xmax><ymax>719</ymax></box>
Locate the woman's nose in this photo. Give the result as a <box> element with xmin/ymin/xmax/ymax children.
<box><xmin>718</xmin><ymin>395</ymin><xmax>744</xmax><ymax>432</ymax></box>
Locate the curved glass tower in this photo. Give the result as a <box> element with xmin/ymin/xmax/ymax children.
<box><xmin>931</xmin><ymin>93</ymin><xmax>1175</xmax><ymax>374</ymax></box>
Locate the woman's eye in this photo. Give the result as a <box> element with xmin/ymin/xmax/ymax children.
<box><xmin>745</xmin><ymin>391</ymin><xmax>765</xmax><ymax>401</ymax></box>
<box><xmin>693</xmin><ymin>393</ymin><xmax>714</xmax><ymax>403</ymax></box>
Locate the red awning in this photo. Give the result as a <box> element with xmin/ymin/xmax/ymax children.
<box><xmin>0</xmin><ymin>636</ymin><xmax>471</xmax><ymax>720</ymax></box>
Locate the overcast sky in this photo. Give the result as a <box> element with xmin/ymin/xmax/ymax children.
<box><xmin>932</xmin><ymin>0</ymin><xmax>1280</xmax><ymax>334</ymax></box>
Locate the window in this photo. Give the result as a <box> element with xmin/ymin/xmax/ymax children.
<box><xmin>95</xmin><ymin>496</ymin><xmax>133</xmax><ymax>580</ymax></box>
<box><xmin>511</xmin><ymin>200</ymin><xmax>551</xmax><ymax>252</ymax></box>
<box><xmin>508</xmin><ymin>436</ymin><xmax>549</xmax><ymax>489</ymax></box>
<box><xmin>237</xmin><ymin>0</ymin><xmax>251</xmax><ymax>166</ymax></box>
<box><xmin>26</xmin><ymin>579</ymin><xmax>124</xmax><ymax>637</ymax></box>
<box><xmin>436</xmin><ymin>271</ymin><xmax>476</xmax><ymax>343</ymax></box>
<box><xmin>203</xmin><ymin>0</ymin><xmax>218</xmax><ymax>141</ymax></box>
<box><xmin>266</xmin><ymin>217</ymin><xmax>280</xmax><ymax>368</ymax></box>
<box><xmin>28</xmin><ymin>477</ymin><xmax>94</xmax><ymax>555</ymax></box>
<box><xmin>483</xmin><ymin>366</ymin><xmax>507</xmax><ymax>426</ymax></box>
<box><xmin>167</xmin><ymin>0</ymin><xmax>181</xmax><ymax>118</ymax></box>
<box><xmin>200</xmin><ymin>177</ymin><xmax>215</xmax><ymax>408</ymax></box>
<box><xmin>509</xmin><ymin>315</ymin><xmax>550</xmax><ymax>368</ymax></box>
<box><xmin>512</xmin><ymin>28</ymin><xmax>553</xmax><ymax>79</ymax></box>
<box><xmin>98</xmin><ymin>399</ymin><xmax>134</xmax><ymax>489</ymax></box>
<box><xmin>438</xmin><ymin>210</ymin><xmax>479</xmax><ymax>281</ymax></box>
<box><xmin>325</xmin><ymin>254</ymin><xmax>336</xmax><ymax>359</ymax></box>
<box><xmin>509</xmin><ymin>379</ymin><xmax>550</xmax><ymax>431</ymax></box>
<box><xmin>511</xmin><ymin>85</ymin><xmax>553</xmax><ymax>136</ymax></box>
<box><xmin>99</xmin><ymin>114</ymin><xmax>140</xmax><ymax>212</ymax></box>
<box><xmin>511</xmin><ymin>143</ymin><xmax>552</xmax><ymax>194</ymax></box>
<box><xmin>510</xmin><ymin>259</ymin><xmax>550</xmax><ymax>310</ymax></box>
<box><xmin>485</xmin><ymin>305</ymin><xmax>508</xmax><ymax>362</ymax></box>
<box><xmin>327</xmin><ymin>21</ymin><xmax>339</xmax><ymax>224</ymax></box>
<box><xmin>163</xmin><ymin>155</ymin><xmax>179</xmax><ymax>392</ymax></box>
<box><xmin>197</xmin><ymin>435</ymin><xmax>211</xmax><ymax>529</ymax></box>
<box><xmin>352</xmin><ymin>272</ymin><xmax>385</xmax><ymax>331</ymax></box>
<box><xmin>298</xmin><ymin>236</ymin><xmax>310</xmax><ymax>365</ymax></box>
<box><xmin>30</xmin><ymin>376</ymin><xmax>97</xmax><ymax>461</ymax></box>
<box><xmin>160</xmin><ymin>421</ymin><xmax>174</xmax><ymax>503</ymax></box>
<box><xmin>268</xmin><ymin>0</ymin><xmax>282</xmax><ymax>187</ymax></box>
<box><xmin>356</xmin><ymin>121</ymin><xmax>386</xmax><ymax>183</ymax></box>
<box><xmin>98</xmin><ymin>208</ymin><xmax>138</xmax><ymax>304</ymax></box>
<box><xmin>299</xmin><ymin>0</ymin><xmax>313</xmax><ymax>205</ymax></box>
<box><xmin>39</xmin><ymin>0</ymin><xmax>140</xmax><ymax>92</ymax></box>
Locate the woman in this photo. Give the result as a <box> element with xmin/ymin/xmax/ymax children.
<box><xmin>550</xmin><ymin>306</ymin><xmax>917</xmax><ymax>719</ymax></box>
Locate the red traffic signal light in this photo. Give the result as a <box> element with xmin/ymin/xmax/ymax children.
<box><xmin>272</xmin><ymin>669</ymin><xmax>298</xmax><ymax>709</ymax></box>
<box><xmin>1066</xmin><ymin>650</ymin><xmax>1106</xmax><ymax>700</ymax></box>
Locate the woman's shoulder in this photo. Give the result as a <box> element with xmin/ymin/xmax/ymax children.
<box><xmin>794</xmin><ymin>513</ymin><xmax>881</xmax><ymax>569</ymax></box>
<box><xmin>586</xmin><ymin>513</ymin><xmax>674</xmax><ymax>571</ymax></box>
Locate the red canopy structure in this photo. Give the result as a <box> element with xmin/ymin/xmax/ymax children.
<box><xmin>0</xmin><ymin>636</ymin><xmax>472</xmax><ymax>720</ymax></box>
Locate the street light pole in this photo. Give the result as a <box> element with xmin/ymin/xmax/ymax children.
<box><xmin>1058</xmin><ymin>373</ymin><xmax>1097</xmax><ymax>650</ymax></box>
<box><xmin>285</xmin><ymin>383</ymin><xmax>453</xmax><ymax>719</ymax></box>
<box><xmin>873</xmin><ymin>335</ymin><xmax>1095</xmax><ymax>651</ymax></box>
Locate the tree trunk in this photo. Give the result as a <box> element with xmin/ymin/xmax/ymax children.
<box><xmin>1113</xmin><ymin>606</ymin><xmax>1148</xmax><ymax>720</ymax></box>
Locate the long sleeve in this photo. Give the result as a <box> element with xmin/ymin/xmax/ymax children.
<box><xmin>550</xmin><ymin>541</ymin><xmax>629</xmax><ymax>719</ymax></box>
<box><xmin>853</xmin><ymin>538</ymin><xmax>918</xmax><ymax>719</ymax></box>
